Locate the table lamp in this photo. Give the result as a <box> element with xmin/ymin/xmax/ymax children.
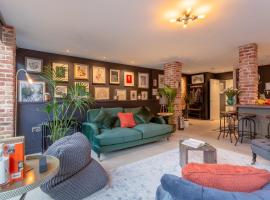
<box><xmin>159</xmin><ymin>95</ymin><xmax>168</xmax><ymax>113</ymax></box>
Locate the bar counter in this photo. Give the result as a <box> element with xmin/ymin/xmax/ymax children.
<box><xmin>237</xmin><ymin>104</ymin><xmax>270</xmax><ymax>138</ymax></box>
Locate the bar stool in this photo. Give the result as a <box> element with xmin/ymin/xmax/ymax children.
<box><xmin>265</xmin><ymin>115</ymin><xmax>270</xmax><ymax>139</ymax></box>
<box><xmin>218</xmin><ymin>111</ymin><xmax>238</xmax><ymax>143</ymax></box>
<box><xmin>235</xmin><ymin>113</ymin><xmax>256</xmax><ymax>145</ymax></box>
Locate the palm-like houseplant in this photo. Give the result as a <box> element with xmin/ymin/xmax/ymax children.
<box><xmin>158</xmin><ymin>85</ymin><xmax>177</xmax><ymax>113</ymax></box>
<box><xmin>41</xmin><ymin>67</ymin><xmax>94</xmax><ymax>143</ymax></box>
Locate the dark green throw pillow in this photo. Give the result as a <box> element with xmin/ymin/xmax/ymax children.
<box><xmin>93</xmin><ymin>108</ymin><xmax>116</xmax><ymax>129</ymax></box>
<box><xmin>136</xmin><ymin>106</ymin><xmax>152</xmax><ymax>124</ymax></box>
<box><xmin>135</xmin><ymin>114</ymin><xmax>146</xmax><ymax>124</ymax></box>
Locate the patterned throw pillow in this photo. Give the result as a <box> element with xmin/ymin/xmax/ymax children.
<box><xmin>117</xmin><ymin>112</ymin><xmax>136</xmax><ymax>128</ymax></box>
<box><xmin>94</xmin><ymin>108</ymin><xmax>116</xmax><ymax>129</ymax></box>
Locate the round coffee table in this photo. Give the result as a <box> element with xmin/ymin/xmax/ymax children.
<box><xmin>0</xmin><ymin>155</ymin><xmax>59</xmax><ymax>200</ymax></box>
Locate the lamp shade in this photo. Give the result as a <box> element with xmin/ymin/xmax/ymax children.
<box><xmin>265</xmin><ymin>82</ymin><xmax>270</xmax><ymax>90</ymax></box>
<box><xmin>159</xmin><ymin>95</ymin><xmax>168</xmax><ymax>105</ymax></box>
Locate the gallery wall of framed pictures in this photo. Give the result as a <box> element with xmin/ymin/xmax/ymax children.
<box><xmin>17</xmin><ymin>48</ymin><xmax>164</xmax><ymax>103</ymax></box>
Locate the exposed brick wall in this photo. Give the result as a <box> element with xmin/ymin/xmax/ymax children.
<box><xmin>238</xmin><ymin>43</ymin><xmax>258</xmax><ymax>105</ymax></box>
<box><xmin>164</xmin><ymin>61</ymin><xmax>182</xmax><ymax>125</ymax></box>
<box><xmin>0</xmin><ymin>25</ymin><xmax>16</xmax><ymax>138</ymax></box>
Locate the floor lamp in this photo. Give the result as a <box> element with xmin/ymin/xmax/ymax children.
<box><xmin>15</xmin><ymin>69</ymin><xmax>33</xmax><ymax>137</ymax></box>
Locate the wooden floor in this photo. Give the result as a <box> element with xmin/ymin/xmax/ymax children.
<box><xmin>95</xmin><ymin>119</ymin><xmax>252</xmax><ymax>170</ymax></box>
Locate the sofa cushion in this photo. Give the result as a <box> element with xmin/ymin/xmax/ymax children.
<box><xmin>124</xmin><ymin>107</ymin><xmax>143</xmax><ymax>114</ymax></box>
<box><xmin>251</xmin><ymin>139</ymin><xmax>270</xmax><ymax>151</ymax></box>
<box><xmin>134</xmin><ymin>123</ymin><xmax>172</xmax><ymax>139</ymax></box>
<box><xmin>124</xmin><ymin>107</ymin><xmax>143</xmax><ymax>124</ymax></box>
<box><xmin>87</xmin><ymin>107</ymin><xmax>123</xmax><ymax>123</ymax></box>
<box><xmin>93</xmin><ymin>108</ymin><xmax>116</xmax><ymax>129</ymax></box>
<box><xmin>118</xmin><ymin>112</ymin><xmax>136</xmax><ymax>128</ymax></box>
<box><xmin>182</xmin><ymin>163</ymin><xmax>270</xmax><ymax>192</ymax></box>
<box><xmin>94</xmin><ymin>128</ymin><xmax>142</xmax><ymax>146</ymax></box>
<box><xmin>136</xmin><ymin>106</ymin><xmax>153</xmax><ymax>123</ymax></box>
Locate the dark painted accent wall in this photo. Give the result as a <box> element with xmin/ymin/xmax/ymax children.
<box><xmin>16</xmin><ymin>48</ymin><xmax>163</xmax><ymax>154</ymax></box>
<box><xmin>259</xmin><ymin>65</ymin><xmax>270</xmax><ymax>98</ymax></box>
<box><xmin>186</xmin><ymin>71</ymin><xmax>233</xmax><ymax>119</ymax></box>
<box><xmin>214</xmin><ymin>72</ymin><xmax>233</xmax><ymax>80</ymax></box>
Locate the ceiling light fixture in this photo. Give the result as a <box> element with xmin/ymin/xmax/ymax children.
<box><xmin>169</xmin><ymin>7</ymin><xmax>206</xmax><ymax>28</ymax></box>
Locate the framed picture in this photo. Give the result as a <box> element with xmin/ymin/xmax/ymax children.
<box><xmin>52</xmin><ymin>63</ymin><xmax>69</xmax><ymax>82</ymax></box>
<box><xmin>19</xmin><ymin>81</ymin><xmax>45</xmax><ymax>102</ymax></box>
<box><xmin>110</xmin><ymin>69</ymin><xmax>120</xmax><ymax>84</ymax></box>
<box><xmin>141</xmin><ymin>91</ymin><xmax>148</xmax><ymax>100</ymax></box>
<box><xmin>95</xmin><ymin>87</ymin><xmax>109</xmax><ymax>100</ymax></box>
<box><xmin>152</xmin><ymin>88</ymin><xmax>158</xmax><ymax>96</ymax></box>
<box><xmin>116</xmin><ymin>89</ymin><xmax>126</xmax><ymax>101</ymax></box>
<box><xmin>153</xmin><ymin>79</ymin><xmax>157</xmax><ymax>87</ymax></box>
<box><xmin>74</xmin><ymin>64</ymin><xmax>89</xmax><ymax>80</ymax></box>
<box><xmin>158</xmin><ymin>74</ymin><xmax>164</xmax><ymax>88</ymax></box>
<box><xmin>130</xmin><ymin>90</ymin><xmax>137</xmax><ymax>100</ymax></box>
<box><xmin>191</xmin><ymin>74</ymin><xmax>204</xmax><ymax>84</ymax></box>
<box><xmin>55</xmin><ymin>85</ymin><xmax>68</xmax><ymax>98</ymax></box>
<box><xmin>219</xmin><ymin>82</ymin><xmax>225</xmax><ymax>94</ymax></box>
<box><xmin>25</xmin><ymin>57</ymin><xmax>43</xmax><ymax>73</ymax></box>
<box><xmin>74</xmin><ymin>82</ymin><xmax>89</xmax><ymax>92</ymax></box>
<box><xmin>138</xmin><ymin>73</ymin><xmax>149</xmax><ymax>88</ymax></box>
<box><xmin>124</xmin><ymin>71</ymin><xmax>135</xmax><ymax>87</ymax></box>
<box><xmin>93</xmin><ymin>66</ymin><xmax>106</xmax><ymax>84</ymax></box>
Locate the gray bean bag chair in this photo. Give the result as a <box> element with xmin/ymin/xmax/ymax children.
<box><xmin>40</xmin><ymin>132</ymin><xmax>108</xmax><ymax>200</ymax></box>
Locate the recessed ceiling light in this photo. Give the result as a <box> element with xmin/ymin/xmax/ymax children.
<box><xmin>66</xmin><ymin>49</ymin><xmax>70</xmax><ymax>53</ymax></box>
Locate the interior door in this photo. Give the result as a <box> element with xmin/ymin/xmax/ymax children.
<box><xmin>210</xmin><ymin>79</ymin><xmax>220</xmax><ymax>120</ymax></box>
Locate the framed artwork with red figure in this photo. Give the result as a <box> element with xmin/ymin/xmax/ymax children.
<box><xmin>124</xmin><ymin>71</ymin><xmax>134</xmax><ymax>87</ymax></box>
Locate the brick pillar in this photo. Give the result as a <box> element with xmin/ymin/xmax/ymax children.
<box><xmin>164</xmin><ymin>61</ymin><xmax>182</xmax><ymax>126</ymax></box>
<box><xmin>238</xmin><ymin>43</ymin><xmax>258</xmax><ymax>105</ymax></box>
<box><xmin>0</xmin><ymin>25</ymin><xmax>16</xmax><ymax>138</ymax></box>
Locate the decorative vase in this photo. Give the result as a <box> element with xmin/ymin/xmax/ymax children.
<box><xmin>227</xmin><ymin>96</ymin><xmax>235</xmax><ymax>106</ymax></box>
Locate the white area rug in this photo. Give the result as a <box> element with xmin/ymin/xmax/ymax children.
<box><xmin>16</xmin><ymin>148</ymin><xmax>270</xmax><ymax>200</ymax></box>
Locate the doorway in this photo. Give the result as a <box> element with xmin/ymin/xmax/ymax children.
<box><xmin>210</xmin><ymin>79</ymin><xmax>220</xmax><ymax>120</ymax></box>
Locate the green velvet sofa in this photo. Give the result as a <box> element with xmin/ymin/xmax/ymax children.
<box><xmin>82</xmin><ymin>107</ymin><xmax>173</xmax><ymax>159</ymax></box>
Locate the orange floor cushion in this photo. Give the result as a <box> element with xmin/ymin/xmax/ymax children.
<box><xmin>182</xmin><ymin>163</ymin><xmax>270</xmax><ymax>192</ymax></box>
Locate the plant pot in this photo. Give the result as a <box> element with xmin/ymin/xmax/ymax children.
<box><xmin>227</xmin><ymin>96</ymin><xmax>235</xmax><ymax>106</ymax></box>
<box><xmin>184</xmin><ymin>120</ymin><xmax>189</xmax><ymax>128</ymax></box>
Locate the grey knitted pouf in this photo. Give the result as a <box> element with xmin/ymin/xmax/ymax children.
<box><xmin>40</xmin><ymin>132</ymin><xmax>108</xmax><ymax>200</ymax></box>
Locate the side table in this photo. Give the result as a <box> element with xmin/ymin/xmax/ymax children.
<box><xmin>179</xmin><ymin>140</ymin><xmax>217</xmax><ymax>167</ymax></box>
<box><xmin>0</xmin><ymin>155</ymin><xmax>59</xmax><ymax>200</ymax></box>
<box><xmin>157</xmin><ymin>112</ymin><xmax>175</xmax><ymax>131</ymax></box>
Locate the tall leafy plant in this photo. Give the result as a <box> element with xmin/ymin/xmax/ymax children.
<box><xmin>41</xmin><ymin>67</ymin><xmax>94</xmax><ymax>142</ymax></box>
<box><xmin>158</xmin><ymin>85</ymin><xmax>177</xmax><ymax>113</ymax></box>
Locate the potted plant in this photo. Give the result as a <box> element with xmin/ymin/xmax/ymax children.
<box><xmin>41</xmin><ymin>68</ymin><xmax>94</xmax><ymax>144</ymax></box>
<box><xmin>224</xmin><ymin>87</ymin><xmax>240</xmax><ymax>106</ymax></box>
<box><xmin>158</xmin><ymin>85</ymin><xmax>177</xmax><ymax>113</ymax></box>
<box><xmin>158</xmin><ymin>85</ymin><xmax>177</xmax><ymax>126</ymax></box>
<box><xmin>184</xmin><ymin>93</ymin><xmax>191</xmax><ymax>128</ymax></box>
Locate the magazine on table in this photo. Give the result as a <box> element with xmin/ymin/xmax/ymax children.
<box><xmin>181</xmin><ymin>138</ymin><xmax>206</xmax><ymax>148</ymax></box>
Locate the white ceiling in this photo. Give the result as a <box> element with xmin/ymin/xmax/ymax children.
<box><xmin>1</xmin><ymin>0</ymin><xmax>270</xmax><ymax>74</ymax></box>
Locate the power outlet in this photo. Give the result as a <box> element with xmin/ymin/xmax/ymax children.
<box><xmin>32</xmin><ymin>126</ymin><xmax>41</xmax><ymax>133</ymax></box>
